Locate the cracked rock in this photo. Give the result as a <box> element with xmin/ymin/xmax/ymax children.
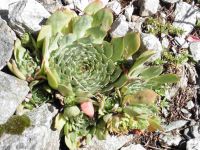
<box><xmin>0</xmin><ymin>17</ymin><xmax>16</xmax><ymax>70</ymax></box>
<box><xmin>8</xmin><ymin>0</ymin><xmax>50</xmax><ymax>36</ymax></box>
<box><xmin>0</xmin><ymin>71</ymin><xmax>29</xmax><ymax>124</ymax></box>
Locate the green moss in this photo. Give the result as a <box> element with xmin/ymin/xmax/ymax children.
<box><xmin>0</xmin><ymin>124</ymin><xmax>5</xmax><ymax>137</ymax></box>
<box><xmin>4</xmin><ymin>115</ymin><xmax>31</xmax><ymax>135</ymax></box>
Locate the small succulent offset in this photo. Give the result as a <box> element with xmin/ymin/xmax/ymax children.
<box><xmin>8</xmin><ymin>1</ymin><xmax>179</xmax><ymax>149</ymax></box>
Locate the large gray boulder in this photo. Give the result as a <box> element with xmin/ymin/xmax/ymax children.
<box><xmin>0</xmin><ymin>17</ymin><xmax>16</xmax><ymax>70</ymax></box>
<box><xmin>0</xmin><ymin>104</ymin><xmax>60</xmax><ymax>150</ymax></box>
<box><xmin>0</xmin><ymin>71</ymin><xmax>29</xmax><ymax>124</ymax></box>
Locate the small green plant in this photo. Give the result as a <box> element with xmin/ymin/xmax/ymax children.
<box><xmin>143</xmin><ymin>17</ymin><xmax>185</xmax><ymax>36</ymax></box>
<box><xmin>196</xmin><ymin>19</ymin><xmax>200</xmax><ymax>28</ymax></box>
<box><xmin>7</xmin><ymin>1</ymin><xmax>179</xmax><ymax>149</ymax></box>
<box><xmin>0</xmin><ymin>115</ymin><xmax>31</xmax><ymax>136</ymax></box>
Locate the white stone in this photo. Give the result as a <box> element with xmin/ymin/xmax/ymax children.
<box><xmin>8</xmin><ymin>0</ymin><xmax>50</xmax><ymax>36</ymax></box>
<box><xmin>140</xmin><ymin>33</ymin><xmax>163</xmax><ymax>61</ymax></box>
<box><xmin>73</xmin><ymin>0</ymin><xmax>91</xmax><ymax>11</ymax></box>
<box><xmin>173</xmin><ymin>2</ymin><xmax>199</xmax><ymax>37</ymax></box>
<box><xmin>189</xmin><ymin>42</ymin><xmax>200</xmax><ymax>61</ymax></box>
<box><xmin>139</xmin><ymin>0</ymin><xmax>159</xmax><ymax>16</ymax></box>
<box><xmin>162</xmin><ymin>37</ymin><xmax>169</xmax><ymax>49</ymax></box>
<box><xmin>186</xmin><ymin>100</ymin><xmax>195</xmax><ymax>110</ymax></box>
<box><xmin>0</xmin><ymin>0</ymin><xmax>21</xmax><ymax>10</ymax></box>
<box><xmin>107</xmin><ymin>0</ymin><xmax>121</xmax><ymax>15</ymax></box>
<box><xmin>121</xmin><ymin>144</ymin><xmax>146</xmax><ymax>150</ymax></box>
<box><xmin>186</xmin><ymin>138</ymin><xmax>200</xmax><ymax>150</ymax></box>
<box><xmin>110</xmin><ymin>15</ymin><xmax>129</xmax><ymax>37</ymax></box>
<box><xmin>175</xmin><ymin>37</ymin><xmax>189</xmax><ymax>48</ymax></box>
<box><xmin>124</xmin><ymin>4</ymin><xmax>134</xmax><ymax>21</ymax></box>
<box><xmin>161</xmin><ymin>134</ymin><xmax>182</xmax><ymax>146</ymax></box>
<box><xmin>162</xmin><ymin>0</ymin><xmax>180</xmax><ymax>3</ymax></box>
<box><xmin>163</xmin><ymin>120</ymin><xmax>188</xmax><ymax>132</ymax></box>
<box><xmin>130</xmin><ymin>15</ymin><xmax>145</xmax><ymax>33</ymax></box>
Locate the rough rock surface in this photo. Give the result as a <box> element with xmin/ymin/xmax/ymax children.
<box><xmin>81</xmin><ymin>135</ymin><xmax>134</xmax><ymax>150</ymax></box>
<box><xmin>0</xmin><ymin>17</ymin><xmax>16</xmax><ymax>70</ymax></box>
<box><xmin>36</xmin><ymin>0</ymin><xmax>62</xmax><ymax>13</ymax></box>
<box><xmin>110</xmin><ymin>15</ymin><xmax>129</xmax><ymax>37</ymax></box>
<box><xmin>163</xmin><ymin>120</ymin><xmax>188</xmax><ymax>132</ymax></box>
<box><xmin>173</xmin><ymin>2</ymin><xmax>199</xmax><ymax>37</ymax></box>
<box><xmin>186</xmin><ymin>138</ymin><xmax>200</xmax><ymax>150</ymax></box>
<box><xmin>140</xmin><ymin>33</ymin><xmax>163</xmax><ymax>61</ymax></box>
<box><xmin>139</xmin><ymin>0</ymin><xmax>159</xmax><ymax>16</ymax></box>
<box><xmin>162</xmin><ymin>0</ymin><xmax>179</xmax><ymax>3</ymax></box>
<box><xmin>189</xmin><ymin>42</ymin><xmax>200</xmax><ymax>62</ymax></box>
<box><xmin>121</xmin><ymin>144</ymin><xmax>146</xmax><ymax>150</ymax></box>
<box><xmin>0</xmin><ymin>71</ymin><xmax>29</xmax><ymax>124</ymax></box>
<box><xmin>106</xmin><ymin>0</ymin><xmax>121</xmax><ymax>15</ymax></box>
<box><xmin>0</xmin><ymin>104</ymin><xmax>60</xmax><ymax>150</ymax></box>
<box><xmin>8</xmin><ymin>0</ymin><xmax>50</xmax><ymax>36</ymax></box>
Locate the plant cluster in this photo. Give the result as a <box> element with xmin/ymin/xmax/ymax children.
<box><xmin>143</xmin><ymin>17</ymin><xmax>185</xmax><ymax>36</ymax></box>
<box><xmin>7</xmin><ymin>1</ymin><xmax>179</xmax><ymax>149</ymax></box>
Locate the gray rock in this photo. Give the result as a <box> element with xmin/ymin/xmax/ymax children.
<box><xmin>163</xmin><ymin>120</ymin><xmax>188</xmax><ymax>132</ymax></box>
<box><xmin>107</xmin><ymin>0</ymin><xmax>121</xmax><ymax>15</ymax></box>
<box><xmin>186</xmin><ymin>101</ymin><xmax>195</xmax><ymax>110</ymax></box>
<box><xmin>186</xmin><ymin>138</ymin><xmax>200</xmax><ymax>150</ymax></box>
<box><xmin>162</xmin><ymin>0</ymin><xmax>180</xmax><ymax>3</ymax></box>
<box><xmin>189</xmin><ymin>42</ymin><xmax>200</xmax><ymax>62</ymax></box>
<box><xmin>140</xmin><ymin>33</ymin><xmax>163</xmax><ymax>61</ymax></box>
<box><xmin>139</xmin><ymin>0</ymin><xmax>159</xmax><ymax>16</ymax></box>
<box><xmin>81</xmin><ymin>135</ymin><xmax>134</xmax><ymax>150</ymax></box>
<box><xmin>130</xmin><ymin>15</ymin><xmax>145</xmax><ymax>33</ymax></box>
<box><xmin>124</xmin><ymin>4</ymin><xmax>134</xmax><ymax>21</ymax></box>
<box><xmin>174</xmin><ymin>36</ymin><xmax>189</xmax><ymax>48</ymax></box>
<box><xmin>160</xmin><ymin>133</ymin><xmax>182</xmax><ymax>146</ymax></box>
<box><xmin>173</xmin><ymin>2</ymin><xmax>199</xmax><ymax>37</ymax></box>
<box><xmin>0</xmin><ymin>71</ymin><xmax>29</xmax><ymax>124</ymax></box>
<box><xmin>0</xmin><ymin>104</ymin><xmax>60</xmax><ymax>150</ymax></box>
<box><xmin>121</xmin><ymin>144</ymin><xmax>146</xmax><ymax>150</ymax></box>
<box><xmin>110</xmin><ymin>15</ymin><xmax>129</xmax><ymax>37</ymax></box>
<box><xmin>8</xmin><ymin>0</ymin><xmax>50</xmax><ymax>36</ymax></box>
<box><xmin>36</xmin><ymin>0</ymin><xmax>62</xmax><ymax>13</ymax></box>
<box><xmin>0</xmin><ymin>17</ymin><xmax>16</xmax><ymax>70</ymax></box>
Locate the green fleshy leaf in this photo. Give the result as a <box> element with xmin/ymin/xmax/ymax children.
<box><xmin>86</xmin><ymin>26</ymin><xmax>107</xmax><ymax>43</ymax></box>
<box><xmin>54</xmin><ymin>113</ymin><xmax>66</xmax><ymax>131</ymax></box>
<box><xmin>84</xmin><ymin>0</ymin><xmax>104</xmax><ymax>15</ymax></box>
<box><xmin>103</xmin><ymin>41</ymin><xmax>113</xmax><ymax>59</ymax></box>
<box><xmin>123</xmin><ymin>32</ymin><xmax>140</xmax><ymax>59</ymax></box>
<box><xmin>37</xmin><ymin>25</ymin><xmax>52</xmax><ymax>48</ymax></box>
<box><xmin>111</xmin><ymin>37</ymin><xmax>124</xmax><ymax>61</ymax></box>
<box><xmin>46</xmin><ymin>68</ymin><xmax>59</xmax><ymax>89</ymax></box>
<box><xmin>113</xmin><ymin>74</ymin><xmax>129</xmax><ymax>88</ymax></box>
<box><xmin>140</xmin><ymin>66</ymin><xmax>163</xmax><ymax>80</ymax></box>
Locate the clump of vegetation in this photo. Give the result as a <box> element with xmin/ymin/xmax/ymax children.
<box><xmin>7</xmin><ymin>1</ymin><xmax>179</xmax><ymax>149</ymax></box>
<box><xmin>143</xmin><ymin>17</ymin><xmax>185</xmax><ymax>36</ymax></box>
<box><xmin>0</xmin><ymin>115</ymin><xmax>31</xmax><ymax>136</ymax></box>
<box><xmin>196</xmin><ymin>19</ymin><xmax>200</xmax><ymax>28</ymax></box>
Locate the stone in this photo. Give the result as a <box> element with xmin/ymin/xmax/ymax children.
<box><xmin>81</xmin><ymin>135</ymin><xmax>134</xmax><ymax>150</ymax></box>
<box><xmin>174</xmin><ymin>37</ymin><xmax>189</xmax><ymax>48</ymax></box>
<box><xmin>110</xmin><ymin>15</ymin><xmax>129</xmax><ymax>37</ymax></box>
<box><xmin>163</xmin><ymin>120</ymin><xmax>188</xmax><ymax>132</ymax></box>
<box><xmin>124</xmin><ymin>4</ymin><xmax>134</xmax><ymax>21</ymax></box>
<box><xmin>106</xmin><ymin>0</ymin><xmax>121</xmax><ymax>15</ymax></box>
<box><xmin>130</xmin><ymin>15</ymin><xmax>145</xmax><ymax>33</ymax></box>
<box><xmin>73</xmin><ymin>0</ymin><xmax>91</xmax><ymax>11</ymax></box>
<box><xmin>140</xmin><ymin>33</ymin><xmax>163</xmax><ymax>61</ymax></box>
<box><xmin>36</xmin><ymin>0</ymin><xmax>63</xmax><ymax>13</ymax></box>
<box><xmin>0</xmin><ymin>104</ymin><xmax>60</xmax><ymax>150</ymax></box>
<box><xmin>0</xmin><ymin>17</ymin><xmax>16</xmax><ymax>70</ymax></box>
<box><xmin>189</xmin><ymin>42</ymin><xmax>200</xmax><ymax>62</ymax></box>
<box><xmin>162</xmin><ymin>37</ymin><xmax>169</xmax><ymax>49</ymax></box>
<box><xmin>0</xmin><ymin>71</ymin><xmax>29</xmax><ymax>124</ymax></box>
<box><xmin>161</xmin><ymin>0</ymin><xmax>180</xmax><ymax>3</ymax></box>
<box><xmin>139</xmin><ymin>0</ymin><xmax>159</xmax><ymax>16</ymax></box>
<box><xmin>121</xmin><ymin>144</ymin><xmax>146</xmax><ymax>150</ymax></box>
<box><xmin>160</xmin><ymin>133</ymin><xmax>182</xmax><ymax>146</ymax></box>
<box><xmin>186</xmin><ymin>138</ymin><xmax>200</xmax><ymax>150</ymax></box>
<box><xmin>173</xmin><ymin>2</ymin><xmax>199</xmax><ymax>37</ymax></box>
<box><xmin>8</xmin><ymin>0</ymin><xmax>50</xmax><ymax>36</ymax></box>
<box><xmin>186</xmin><ymin>101</ymin><xmax>195</xmax><ymax>110</ymax></box>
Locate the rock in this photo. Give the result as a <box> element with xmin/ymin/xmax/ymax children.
<box><xmin>124</xmin><ymin>4</ymin><xmax>134</xmax><ymax>21</ymax></box>
<box><xmin>0</xmin><ymin>104</ymin><xmax>60</xmax><ymax>150</ymax></box>
<box><xmin>160</xmin><ymin>133</ymin><xmax>182</xmax><ymax>146</ymax></box>
<box><xmin>121</xmin><ymin>144</ymin><xmax>146</xmax><ymax>150</ymax></box>
<box><xmin>0</xmin><ymin>71</ymin><xmax>29</xmax><ymax>124</ymax></box>
<box><xmin>139</xmin><ymin>0</ymin><xmax>159</xmax><ymax>16</ymax></box>
<box><xmin>181</xmin><ymin>108</ymin><xmax>192</xmax><ymax>118</ymax></box>
<box><xmin>36</xmin><ymin>0</ymin><xmax>63</xmax><ymax>13</ymax></box>
<box><xmin>106</xmin><ymin>0</ymin><xmax>121</xmax><ymax>15</ymax></box>
<box><xmin>190</xmin><ymin>124</ymin><xmax>200</xmax><ymax>138</ymax></box>
<box><xmin>140</xmin><ymin>33</ymin><xmax>163</xmax><ymax>61</ymax></box>
<box><xmin>161</xmin><ymin>0</ymin><xmax>180</xmax><ymax>3</ymax></box>
<box><xmin>173</xmin><ymin>2</ymin><xmax>199</xmax><ymax>37</ymax></box>
<box><xmin>189</xmin><ymin>42</ymin><xmax>200</xmax><ymax>62</ymax></box>
<box><xmin>186</xmin><ymin>138</ymin><xmax>200</xmax><ymax>150</ymax></box>
<box><xmin>129</xmin><ymin>15</ymin><xmax>145</xmax><ymax>33</ymax></box>
<box><xmin>8</xmin><ymin>0</ymin><xmax>50</xmax><ymax>36</ymax></box>
<box><xmin>81</xmin><ymin>135</ymin><xmax>134</xmax><ymax>150</ymax></box>
<box><xmin>162</xmin><ymin>37</ymin><xmax>169</xmax><ymax>49</ymax></box>
<box><xmin>186</xmin><ymin>101</ymin><xmax>195</xmax><ymax>110</ymax></box>
<box><xmin>0</xmin><ymin>17</ymin><xmax>16</xmax><ymax>70</ymax></box>
<box><xmin>163</xmin><ymin>120</ymin><xmax>188</xmax><ymax>132</ymax></box>
<box><xmin>110</xmin><ymin>15</ymin><xmax>129</xmax><ymax>37</ymax></box>
<box><xmin>73</xmin><ymin>0</ymin><xmax>91</xmax><ymax>11</ymax></box>
<box><xmin>174</xmin><ymin>37</ymin><xmax>189</xmax><ymax>49</ymax></box>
